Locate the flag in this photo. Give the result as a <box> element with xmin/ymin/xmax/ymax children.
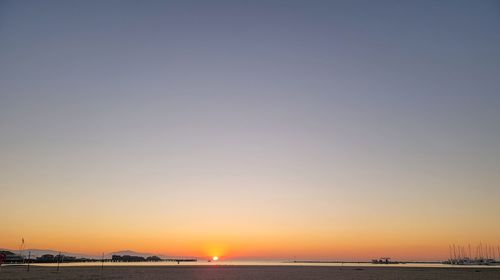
<box><xmin>22</xmin><ymin>237</ymin><xmax>24</xmax><ymax>245</ymax></box>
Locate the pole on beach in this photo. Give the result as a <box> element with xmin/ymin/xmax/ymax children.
<box><xmin>102</xmin><ymin>252</ymin><xmax>104</xmax><ymax>270</ymax></box>
<box><xmin>27</xmin><ymin>251</ymin><xmax>31</xmax><ymax>272</ymax></box>
<box><xmin>56</xmin><ymin>251</ymin><xmax>61</xmax><ymax>272</ymax></box>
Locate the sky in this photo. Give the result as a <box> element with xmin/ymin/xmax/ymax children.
<box><xmin>1</xmin><ymin>0</ymin><xmax>500</xmax><ymax>261</ymax></box>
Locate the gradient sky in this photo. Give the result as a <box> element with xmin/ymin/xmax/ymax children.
<box><xmin>1</xmin><ymin>0</ymin><xmax>500</xmax><ymax>261</ymax></box>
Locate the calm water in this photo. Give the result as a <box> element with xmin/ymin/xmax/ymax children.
<box><xmin>15</xmin><ymin>261</ymin><xmax>500</xmax><ymax>269</ymax></box>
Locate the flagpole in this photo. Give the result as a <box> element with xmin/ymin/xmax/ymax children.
<box><xmin>20</xmin><ymin>237</ymin><xmax>25</xmax><ymax>263</ymax></box>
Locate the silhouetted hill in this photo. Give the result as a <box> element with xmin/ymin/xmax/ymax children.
<box><xmin>106</xmin><ymin>250</ymin><xmax>155</xmax><ymax>258</ymax></box>
<box><xmin>1</xmin><ymin>248</ymin><xmax>178</xmax><ymax>260</ymax></box>
<box><xmin>0</xmin><ymin>248</ymin><xmax>94</xmax><ymax>259</ymax></box>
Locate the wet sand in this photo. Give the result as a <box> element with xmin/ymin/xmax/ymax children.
<box><xmin>1</xmin><ymin>265</ymin><xmax>499</xmax><ymax>280</ymax></box>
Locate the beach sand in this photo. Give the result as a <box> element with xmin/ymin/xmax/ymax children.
<box><xmin>1</xmin><ymin>265</ymin><xmax>499</xmax><ymax>280</ymax></box>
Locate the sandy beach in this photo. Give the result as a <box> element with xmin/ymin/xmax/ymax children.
<box><xmin>1</xmin><ymin>265</ymin><xmax>499</xmax><ymax>280</ymax></box>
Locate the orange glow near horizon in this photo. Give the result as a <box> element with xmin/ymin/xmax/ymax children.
<box><xmin>2</xmin><ymin>200</ymin><xmax>500</xmax><ymax>261</ymax></box>
<box><xmin>3</xmin><ymin>169</ymin><xmax>499</xmax><ymax>261</ymax></box>
<box><xmin>2</xmin><ymin>226</ymin><xmax>500</xmax><ymax>261</ymax></box>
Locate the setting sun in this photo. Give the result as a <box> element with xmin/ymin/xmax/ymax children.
<box><xmin>212</xmin><ymin>256</ymin><xmax>219</xmax><ymax>261</ymax></box>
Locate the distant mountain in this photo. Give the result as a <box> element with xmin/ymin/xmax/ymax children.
<box><xmin>1</xmin><ymin>248</ymin><xmax>176</xmax><ymax>259</ymax></box>
<box><xmin>106</xmin><ymin>250</ymin><xmax>155</xmax><ymax>258</ymax></box>
<box><xmin>0</xmin><ymin>248</ymin><xmax>95</xmax><ymax>259</ymax></box>
<box><xmin>105</xmin><ymin>250</ymin><xmax>180</xmax><ymax>259</ymax></box>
